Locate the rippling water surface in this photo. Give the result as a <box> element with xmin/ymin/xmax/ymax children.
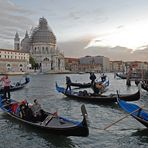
<box><xmin>0</xmin><ymin>73</ymin><xmax>148</xmax><ymax>148</ymax></box>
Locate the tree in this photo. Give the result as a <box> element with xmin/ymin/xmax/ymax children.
<box><xmin>29</xmin><ymin>56</ymin><xmax>36</xmax><ymax>69</ymax></box>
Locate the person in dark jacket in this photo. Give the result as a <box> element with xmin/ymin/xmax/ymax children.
<box><xmin>65</xmin><ymin>76</ymin><xmax>72</xmax><ymax>92</ymax></box>
<box><xmin>89</xmin><ymin>72</ymin><xmax>96</xmax><ymax>86</ymax></box>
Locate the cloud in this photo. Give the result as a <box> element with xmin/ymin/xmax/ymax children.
<box><xmin>84</xmin><ymin>45</ymin><xmax>148</xmax><ymax>61</ymax></box>
<box><xmin>57</xmin><ymin>34</ymin><xmax>148</xmax><ymax>62</ymax></box>
<box><xmin>57</xmin><ymin>36</ymin><xmax>91</xmax><ymax>57</ymax></box>
<box><xmin>0</xmin><ymin>0</ymin><xmax>35</xmax><ymax>48</ymax></box>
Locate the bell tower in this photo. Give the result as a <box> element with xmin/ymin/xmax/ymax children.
<box><xmin>14</xmin><ymin>32</ymin><xmax>20</xmax><ymax>50</ymax></box>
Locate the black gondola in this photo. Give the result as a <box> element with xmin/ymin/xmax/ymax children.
<box><xmin>117</xmin><ymin>97</ymin><xmax>148</xmax><ymax>128</ymax></box>
<box><xmin>0</xmin><ymin>77</ymin><xmax>30</xmax><ymax>94</ymax></box>
<box><xmin>116</xmin><ymin>73</ymin><xmax>127</xmax><ymax>79</ymax></box>
<box><xmin>135</xmin><ymin>80</ymin><xmax>148</xmax><ymax>92</ymax></box>
<box><xmin>71</xmin><ymin>82</ymin><xmax>91</xmax><ymax>88</ymax></box>
<box><xmin>56</xmin><ymin>83</ymin><xmax>140</xmax><ymax>103</ymax></box>
<box><xmin>0</xmin><ymin>96</ymin><xmax>89</xmax><ymax>137</ymax></box>
<box><xmin>141</xmin><ymin>83</ymin><xmax>148</xmax><ymax>92</ymax></box>
<box><xmin>70</xmin><ymin>76</ymin><xmax>109</xmax><ymax>89</ymax></box>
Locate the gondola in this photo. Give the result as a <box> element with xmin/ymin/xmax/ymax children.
<box><xmin>71</xmin><ymin>76</ymin><xmax>109</xmax><ymax>89</ymax></box>
<box><xmin>135</xmin><ymin>80</ymin><xmax>148</xmax><ymax>92</ymax></box>
<box><xmin>0</xmin><ymin>77</ymin><xmax>30</xmax><ymax>94</ymax></box>
<box><xmin>0</xmin><ymin>96</ymin><xmax>89</xmax><ymax>137</ymax></box>
<box><xmin>116</xmin><ymin>73</ymin><xmax>127</xmax><ymax>79</ymax></box>
<box><xmin>56</xmin><ymin>83</ymin><xmax>140</xmax><ymax>103</ymax></box>
<box><xmin>141</xmin><ymin>83</ymin><xmax>148</xmax><ymax>92</ymax></box>
<box><xmin>70</xmin><ymin>82</ymin><xmax>91</xmax><ymax>88</ymax></box>
<box><xmin>117</xmin><ymin>98</ymin><xmax>148</xmax><ymax>128</ymax></box>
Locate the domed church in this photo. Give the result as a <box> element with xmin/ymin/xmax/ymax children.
<box><xmin>14</xmin><ymin>17</ymin><xmax>65</xmax><ymax>73</ymax></box>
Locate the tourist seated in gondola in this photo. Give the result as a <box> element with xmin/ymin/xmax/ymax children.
<box><xmin>92</xmin><ymin>81</ymin><xmax>104</xmax><ymax>95</ymax></box>
<box><xmin>10</xmin><ymin>100</ymin><xmax>27</xmax><ymax>118</ymax></box>
<box><xmin>65</xmin><ymin>76</ymin><xmax>72</xmax><ymax>93</ymax></box>
<box><xmin>78</xmin><ymin>90</ymin><xmax>89</xmax><ymax>96</ymax></box>
<box><xmin>31</xmin><ymin>99</ymin><xmax>46</xmax><ymax>122</ymax></box>
<box><xmin>101</xmin><ymin>73</ymin><xmax>106</xmax><ymax>82</ymax></box>
<box><xmin>16</xmin><ymin>82</ymin><xmax>20</xmax><ymax>86</ymax></box>
<box><xmin>19</xmin><ymin>100</ymin><xmax>28</xmax><ymax>119</ymax></box>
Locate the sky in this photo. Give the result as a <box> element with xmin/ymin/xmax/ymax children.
<box><xmin>1</xmin><ymin>0</ymin><xmax>148</xmax><ymax>61</ymax></box>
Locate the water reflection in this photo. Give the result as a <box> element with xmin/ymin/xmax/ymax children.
<box><xmin>132</xmin><ymin>129</ymin><xmax>148</xmax><ymax>144</ymax></box>
<box><xmin>0</xmin><ymin>73</ymin><xmax>148</xmax><ymax>147</ymax></box>
<box><xmin>1</xmin><ymin>114</ymin><xmax>75</xmax><ymax>148</ymax></box>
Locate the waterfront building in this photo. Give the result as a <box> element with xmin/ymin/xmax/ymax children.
<box><xmin>80</xmin><ymin>56</ymin><xmax>110</xmax><ymax>72</ymax></box>
<box><xmin>78</xmin><ymin>64</ymin><xmax>102</xmax><ymax>73</ymax></box>
<box><xmin>65</xmin><ymin>57</ymin><xmax>79</xmax><ymax>72</ymax></box>
<box><xmin>0</xmin><ymin>49</ymin><xmax>29</xmax><ymax>74</ymax></box>
<box><xmin>65</xmin><ymin>57</ymin><xmax>103</xmax><ymax>73</ymax></box>
<box><xmin>15</xmin><ymin>17</ymin><xmax>65</xmax><ymax>73</ymax></box>
<box><xmin>110</xmin><ymin>61</ymin><xmax>125</xmax><ymax>72</ymax></box>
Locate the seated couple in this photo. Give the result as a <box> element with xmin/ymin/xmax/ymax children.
<box><xmin>11</xmin><ymin>99</ymin><xmax>47</xmax><ymax>122</ymax></box>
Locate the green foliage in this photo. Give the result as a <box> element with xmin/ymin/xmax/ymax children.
<box><xmin>29</xmin><ymin>56</ymin><xmax>36</xmax><ymax>68</ymax></box>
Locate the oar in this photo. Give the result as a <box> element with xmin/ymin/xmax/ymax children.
<box><xmin>104</xmin><ymin>105</ymin><xmax>145</xmax><ymax>130</ymax></box>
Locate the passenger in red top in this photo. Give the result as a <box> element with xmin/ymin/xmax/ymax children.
<box><xmin>0</xmin><ymin>75</ymin><xmax>11</xmax><ymax>100</ymax></box>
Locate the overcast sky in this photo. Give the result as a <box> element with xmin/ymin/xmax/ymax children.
<box><xmin>1</xmin><ymin>0</ymin><xmax>148</xmax><ymax>61</ymax></box>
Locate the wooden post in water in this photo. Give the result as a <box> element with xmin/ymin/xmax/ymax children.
<box><xmin>126</xmin><ymin>66</ymin><xmax>132</xmax><ymax>86</ymax></box>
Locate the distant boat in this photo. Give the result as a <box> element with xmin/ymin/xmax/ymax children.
<box><xmin>0</xmin><ymin>77</ymin><xmax>30</xmax><ymax>94</ymax></box>
<box><xmin>116</xmin><ymin>73</ymin><xmax>127</xmax><ymax>79</ymax></box>
<box><xmin>78</xmin><ymin>72</ymin><xmax>85</xmax><ymax>74</ymax></box>
<box><xmin>1</xmin><ymin>71</ymin><xmax>27</xmax><ymax>76</ymax></box>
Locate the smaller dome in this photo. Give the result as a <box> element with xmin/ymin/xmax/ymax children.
<box><xmin>21</xmin><ymin>31</ymin><xmax>30</xmax><ymax>52</ymax></box>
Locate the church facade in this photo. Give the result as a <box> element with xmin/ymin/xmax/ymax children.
<box><xmin>14</xmin><ymin>17</ymin><xmax>65</xmax><ymax>73</ymax></box>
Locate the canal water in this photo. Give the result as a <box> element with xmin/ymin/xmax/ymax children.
<box><xmin>0</xmin><ymin>73</ymin><xmax>147</xmax><ymax>148</ymax></box>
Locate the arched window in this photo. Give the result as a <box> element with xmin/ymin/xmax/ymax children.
<box><xmin>42</xmin><ymin>47</ymin><xmax>45</xmax><ymax>54</ymax></box>
<box><xmin>19</xmin><ymin>64</ymin><xmax>23</xmax><ymax>71</ymax></box>
<box><xmin>7</xmin><ymin>64</ymin><xmax>11</xmax><ymax>67</ymax></box>
<box><xmin>7</xmin><ymin>64</ymin><xmax>11</xmax><ymax>71</ymax></box>
<box><xmin>20</xmin><ymin>64</ymin><xmax>23</xmax><ymax>67</ymax></box>
<box><xmin>34</xmin><ymin>47</ymin><xmax>36</xmax><ymax>54</ymax></box>
<box><xmin>46</xmin><ymin>47</ymin><xmax>49</xmax><ymax>54</ymax></box>
<box><xmin>43</xmin><ymin>58</ymin><xmax>49</xmax><ymax>61</ymax></box>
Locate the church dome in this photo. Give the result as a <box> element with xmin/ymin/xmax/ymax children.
<box><xmin>30</xmin><ymin>17</ymin><xmax>56</xmax><ymax>45</ymax></box>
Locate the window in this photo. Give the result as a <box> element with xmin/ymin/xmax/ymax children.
<box><xmin>7</xmin><ymin>64</ymin><xmax>10</xmax><ymax>66</ymax></box>
<box><xmin>46</xmin><ymin>47</ymin><xmax>48</xmax><ymax>53</ymax></box>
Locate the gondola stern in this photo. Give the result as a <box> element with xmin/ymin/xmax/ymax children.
<box><xmin>81</xmin><ymin>104</ymin><xmax>89</xmax><ymax>136</ymax></box>
<box><xmin>55</xmin><ymin>82</ymin><xmax>65</xmax><ymax>94</ymax></box>
<box><xmin>0</xmin><ymin>95</ymin><xmax>3</xmax><ymax>107</ymax></box>
<box><xmin>81</xmin><ymin>104</ymin><xmax>89</xmax><ymax>129</ymax></box>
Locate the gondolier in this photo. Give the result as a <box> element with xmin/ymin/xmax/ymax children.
<box><xmin>0</xmin><ymin>76</ymin><xmax>30</xmax><ymax>94</ymax></box>
<box><xmin>89</xmin><ymin>72</ymin><xmax>96</xmax><ymax>86</ymax></box>
<box><xmin>65</xmin><ymin>76</ymin><xmax>72</xmax><ymax>92</ymax></box>
<box><xmin>0</xmin><ymin>75</ymin><xmax>11</xmax><ymax>101</ymax></box>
